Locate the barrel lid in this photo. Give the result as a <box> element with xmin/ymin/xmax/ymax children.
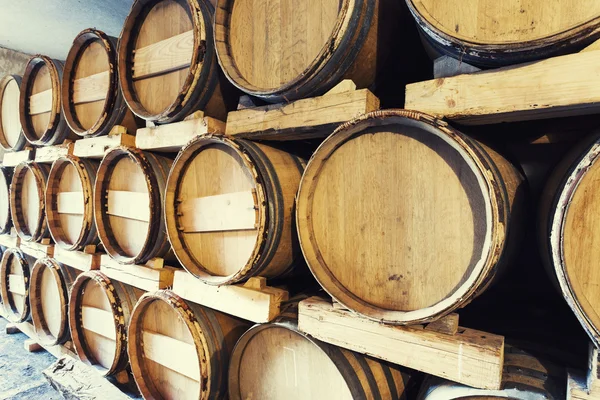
<box><xmin>10</xmin><ymin>161</ymin><xmax>48</xmax><ymax>243</ymax></box>
<box><xmin>0</xmin><ymin>248</ymin><xmax>30</xmax><ymax>323</ymax></box>
<box><xmin>0</xmin><ymin>75</ymin><xmax>25</xmax><ymax>151</ymax></box>
<box><xmin>0</xmin><ymin>166</ymin><xmax>11</xmax><ymax>234</ymax></box>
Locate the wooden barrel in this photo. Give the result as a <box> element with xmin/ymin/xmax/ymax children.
<box><xmin>297</xmin><ymin>110</ymin><xmax>525</xmax><ymax>325</ymax></box>
<box><xmin>118</xmin><ymin>0</ymin><xmax>236</xmax><ymax>124</ymax></box>
<box><xmin>46</xmin><ymin>155</ymin><xmax>99</xmax><ymax>251</ymax></box>
<box><xmin>0</xmin><ymin>248</ymin><xmax>33</xmax><ymax>323</ymax></box>
<box><xmin>29</xmin><ymin>257</ymin><xmax>79</xmax><ymax>346</ymax></box>
<box><xmin>20</xmin><ymin>55</ymin><xmax>75</xmax><ymax>146</ymax></box>
<box><xmin>229</xmin><ymin>319</ymin><xmax>413</xmax><ymax>400</ymax></box>
<box><xmin>94</xmin><ymin>146</ymin><xmax>172</xmax><ymax>264</ymax></box>
<box><xmin>418</xmin><ymin>347</ymin><xmax>565</xmax><ymax>399</ymax></box>
<box><xmin>10</xmin><ymin>161</ymin><xmax>51</xmax><ymax>242</ymax></box>
<box><xmin>0</xmin><ymin>166</ymin><xmax>12</xmax><ymax>234</ymax></box>
<box><xmin>128</xmin><ymin>290</ymin><xmax>249</xmax><ymax>400</ymax></box>
<box><xmin>69</xmin><ymin>271</ymin><xmax>143</xmax><ymax>376</ymax></box>
<box><xmin>165</xmin><ymin>135</ymin><xmax>305</xmax><ymax>285</ymax></box>
<box><xmin>62</xmin><ymin>29</ymin><xmax>141</xmax><ymax>137</ymax></box>
<box><xmin>0</xmin><ymin>75</ymin><xmax>26</xmax><ymax>151</ymax></box>
<box><xmin>405</xmin><ymin>0</ymin><xmax>600</xmax><ymax>67</ymax></box>
<box><xmin>539</xmin><ymin>132</ymin><xmax>600</xmax><ymax>346</ymax></box>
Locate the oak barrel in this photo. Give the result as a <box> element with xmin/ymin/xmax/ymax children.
<box><xmin>20</xmin><ymin>55</ymin><xmax>76</xmax><ymax>146</ymax></box>
<box><xmin>10</xmin><ymin>161</ymin><xmax>51</xmax><ymax>242</ymax></box>
<box><xmin>128</xmin><ymin>290</ymin><xmax>249</xmax><ymax>400</ymax></box>
<box><xmin>0</xmin><ymin>166</ymin><xmax>12</xmax><ymax>234</ymax></box>
<box><xmin>165</xmin><ymin>135</ymin><xmax>305</xmax><ymax>285</ymax></box>
<box><xmin>0</xmin><ymin>75</ymin><xmax>26</xmax><ymax>151</ymax></box>
<box><xmin>229</xmin><ymin>318</ymin><xmax>413</xmax><ymax>400</ymax></box>
<box><xmin>297</xmin><ymin>110</ymin><xmax>525</xmax><ymax>324</ymax></box>
<box><xmin>539</xmin><ymin>132</ymin><xmax>600</xmax><ymax>346</ymax></box>
<box><xmin>0</xmin><ymin>248</ymin><xmax>33</xmax><ymax>323</ymax></box>
<box><xmin>94</xmin><ymin>146</ymin><xmax>172</xmax><ymax>264</ymax></box>
<box><xmin>62</xmin><ymin>29</ymin><xmax>141</xmax><ymax>137</ymax></box>
<box><xmin>118</xmin><ymin>0</ymin><xmax>236</xmax><ymax>124</ymax></box>
<box><xmin>46</xmin><ymin>155</ymin><xmax>99</xmax><ymax>251</ymax></box>
<box><xmin>30</xmin><ymin>257</ymin><xmax>79</xmax><ymax>346</ymax></box>
<box><xmin>69</xmin><ymin>271</ymin><xmax>143</xmax><ymax>376</ymax></box>
<box><xmin>215</xmin><ymin>0</ymin><xmax>386</xmax><ymax>103</ymax></box>
<box><xmin>405</xmin><ymin>0</ymin><xmax>600</xmax><ymax>67</ymax></box>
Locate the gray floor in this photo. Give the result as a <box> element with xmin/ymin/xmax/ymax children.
<box><xmin>0</xmin><ymin>318</ymin><xmax>61</xmax><ymax>400</ymax></box>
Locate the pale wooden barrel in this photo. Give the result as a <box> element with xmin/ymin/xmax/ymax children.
<box><xmin>45</xmin><ymin>155</ymin><xmax>99</xmax><ymax>251</ymax></box>
<box><xmin>0</xmin><ymin>75</ymin><xmax>26</xmax><ymax>151</ymax></box>
<box><xmin>10</xmin><ymin>161</ymin><xmax>51</xmax><ymax>242</ymax></box>
<box><xmin>128</xmin><ymin>290</ymin><xmax>249</xmax><ymax>400</ymax></box>
<box><xmin>94</xmin><ymin>146</ymin><xmax>172</xmax><ymax>264</ymax></box>
<box><xmin>118</xmin><ymin>0</ymin><xmax>236</xmax><ymax>124</ymax></box>
<box><xmin>0</xmin><ymin>248</ymin><xmax>34</xmax><ymax>323</ymax></box>
<box><xmin>69</xmin><ymin>271</ymin><xmax>143</xmax><ymax>376</ymax></box>
<box><xmin>29</xmin><ymin>257</ymin><xmax>79</xmax><ymax>346</ymax></box>
<box><xmin>0</xmin><ymin>166</ymin><xmax>12</xmax><ymax>234</ymax></box>
<box><xmin>62</xmin><ymin>28</ymin><xmax>141</xmax><ymax>137</ymax></box>
<box><xmin>297</xmin><ymin>110</ymin><xmax>525</xmax><ymax>324</ymax></box>
<box><xmin>405</xmin><ymin>0</ymin><xmax>600</xmax><ymax>67</ymax></box>
<box><xmin>229</xmin><ymin>318</ymin><xmax>413</xmax><ymax>400</ymax></box>
<box><xmin>20</xmin><ymin>55</ymin><xmax>76</xmax><ymax>146</ymax></box>
<box><xmin>165</xmin><ymin>135</ymin><xmax>305</xmax><ymax>285</ymax></box>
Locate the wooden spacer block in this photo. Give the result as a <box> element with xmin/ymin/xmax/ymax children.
<box><xmin>5</xmin><ymin>323</ymin><xmax>20</xmax><ymax>334</ymax></box>
<box><xmin>99</xmin><ymin>254</ymin><xmax>175</xmax><ymax>292</ymax></box>
<box><xmin>135</xmin><ymin>116</ymin><xmax>225</xmax><ymax>152</ymax></box>
<box><xmin>24</xmin><ymin>338</ymin><xmax>43</xmax><ymax>352</ymax></box>
<box><xmin>425</xmin><ymin>313</ymin><xmax>460</xmax><ymax>335</ymax></box>
<box><xmin>34</xmin><ymin>142</ymin><xmax>74</xmax><ymax>164</ymax></box>
<box><xmin>2</xmin><ymin>149</ymin><xmax>34</xmax><ymax>167</ymax></box>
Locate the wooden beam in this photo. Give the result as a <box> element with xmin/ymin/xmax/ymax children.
<box><xmin>8</xmin><ymin>274</ymin><xmax>25</xmax><ymax>295</ymax></box>
<box><xmin>106</xmin><ymin>190</ymin><xmax>150</xmax><ymax>222</ymax></box>
<box><xmin>34</xmin><ymin>143</ymin><xmax>73</xmax><ymax>164</ymax></box>
<box><xmin>73</xmin><ymin>132</ymin><xmax>136</xmax><ymax>159</ymax></box>
<box><xmin>81</xmin><ymin>306</ymin><xmax>116</xmax><ymax>340</ymax></box>
<box><xmin>298</xmin><ymin>297</ymin><xmax>504</xmax><ymax>390</ymax></box>
<box><xmin>19</xmin><ymin>240</ymin><xmax>54</xmax><ymax>259</ymax></box>
<box><xmin>53</xmin><ymin>246</ymin><xmax>100</xmax><ymax>272</ymax></box>
<box><xmin>142</xmin><ymin>330</ymin><xmax>199</xmax><ymax>381</ymax></box>
<box><xmin>133</xmin><ymin>30</ymin><xmax>193</xmax><ymax>80</ymax></box>
<box><xmin>29</xmin><ymin>89</ymin><xmax>52</xmax><ymax>115</ymax></box>
<box><xmin>99</xmin><ymin>254</ymin><xmax>174</xmax><ymax>292</ymax></box>
<box><xmin>57</xmin><ymin>192</ymin><xmax>84</xmax><ymax>215</ymax></box>
<box><xmin>72</xmin><ymin>71</ymin><xmax>109</xmax><ymax>105</ymax></box>
<box><xmin>3</xmin><ymin>149</ymin><xmax>34</xmax><ymax>167</ymax></box>
<box><xmin>24</xmin><ymin>339</ymin><xmax>43</xmax><ymax>352</ymax></box>
<box><xmin>135</xmin><ymin>116</ymin><xmax>225</xmax><ymax>152</ymax></box>
<box><xmin>405</xmin><ymin>50</ymin><xmax>600</xmax><ymax>125</ymax></box>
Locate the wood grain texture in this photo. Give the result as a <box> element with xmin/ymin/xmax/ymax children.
<box><xmin>72</xmin><ymin>71</ymin><xmax>110</xmax><ymax>105</ymax></box>
<box><xmin>135</xmin><ymin>115</ymin><xmax>225</xmax><ymax>151</ymax></box>
<box><xmin>99</xmin><ymin>254</ymin><xmax>175</xmax><ymax>292</ymax></box>
<box><xmin>133</xmin><ymin>30</ymin><xmax>194</xmax><ymax>79</ymax></box>
<box><xmin>28</xmin><ymin>89</ymin><xmax>52</xmax><ymax>115</ymax></box>
<box><xmin>0</xmin><ymin>249</ymin><xmax>31</xmax><ymax>323</ymax></box>
<box><xmin>0</xmin><ymin>75</ymin><xmax>25</xmax><ymax>151</ymax></box>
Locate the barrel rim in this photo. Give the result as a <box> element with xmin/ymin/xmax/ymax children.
<box><xmin>0</xmin><ymin>74</ymin><xmax>26</xmax><ymax>152</ymax></box>
<box><xmin>0</xmin><ymin>248</ymin><xmax>30</xmax><ymax>323</ymax></box>
<box><xmin>10</xmin><ymin>161</ymin><xmax>49</xmax><ymax>242</ymax></box>
<box><xmin>29</xmin><ymin>257</ymin><xmax>70</xmax><ymax>346</ymax></box>
<box><xmin>61</xmin><ymin>28</ymin><xmax>119</xmax><ymax>137</ymax></box>
<box><xmin>165</xmin><ymin>134</ymin><xmax>268</xmax><ymax>285</ymax></box>
<box><xmin>0</xmin><ymin>166</ymin><xmax>12</xmax><ymax>234</ymax></box>
<box><xmin>46</xmin><ymin>154</ymin><xmax>96</xmax><ymax>251</ymax></box>
<box><xmin>128</xmin><ymin>289</ymin><xmax>209</xmax><ymax>399</ymax></box>
<box><xmin>296</xmin><ymin>109</ymin><xmax>509</xmax><ymax>324</ymax></box>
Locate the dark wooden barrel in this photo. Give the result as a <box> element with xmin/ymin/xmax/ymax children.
<box><xmin>30</xmin><ymin>257</ymin><xmax>79</xmax><ymax>346</ymax></box>
<box><xmin>10</xmin><ymin>161</ymin><xmax>51</xmax><ymax>242</ymax></box>
<box><xmin>118</xmin><ymin>0</ymin><xmax>237</xmax><ymax>124</ymax></box>
<box><xmin>0</xmin><ymin>75</ymin><xmax>27</xmax><ymax>151</ymax></box>
<box><xmin>20</xmin><ymin>55</ymin><xmax>76</xmax><ymax>146</ymax></box>
<box><xmin>62</xmin><ymin>28</ymin><xmax>141</xmax><ymax>137</ymax></box>
<box><xmin>229</xmin><ymin>318</ymin><xmax>413</xmax><ymax>399</ymax></box>
<box><xmin>46</xmin><ymin>155</ymin><xmax>99</xmax><ymax>251</ymax></box>
<box><xmin>165</xmin><ymin>135</ymin><xmax>305</xmax><ymax>285</ymax></box>
<box><xmin>297</xmin><ymin>109</ymin><xmax>525</xmax><ymax>325</ymax></box>
<box><xmin>69</xmin><ymin>271</ymin><xmax>143</xmax><ymax>376</ymax></box>
<box><xmin>94</xmin><ymin>146</ymin><xmax>172</xmax><ymax>264</ymax></box>
<box><xmin>128</xmin><ymin>290</ymin><xmax>249</xmax><ymax>400</ymax></box>
<box><xmin>405</xmin><ymin>0</ymin><xmax>600</xmax><ymax>67</ymax></box>
<box><xmin>0</xmin><ymin>166</ymin><xmax>12</xmax><ymax>235</ymax></box>
<box><xmin>0</xmin><ymin>248</ymin><xmax>33</xmax><ymax>323</ymax></box>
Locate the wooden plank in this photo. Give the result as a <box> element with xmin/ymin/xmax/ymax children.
<box><xmin>179</xmin><ymin>191</ymin><xmax>257</xmax><ymax>233</ymax></box>
<box><xmin>298</xmin><ymin>297</ymin><xmax>504</xmax><ymax>390</ymax></box>
<box><xmin>133</xmin><ymin>30</ymin><xmax>193</xmax><ymax>80</ymax></box>
<box><xmin>29</xmin><ymin>89</ymin><xmax>52</xmax><ymax>115</ymax></box>
<box><xmin>73</xmin><ymin>133</ymin><xmax>136</xmax><ymax>159</ymax></box>
<box><xmin>53</xmin><ymin>246</ymin><xmax>100</xmax><ymax>271</ymax></box>
<box><xmin>106</xmin><ymin>190</ymin><xmax>150</xmax><ymax>222</ymax></box>
<box><xmin>136</xmin><ymin>116</ymin><xmax>226</xmax><ymax>152</ymax></box>
<box><xmin>0</xmin><ymin>232</ymin><xmax>20</xmax><ymax>248</ymax></box>
<box><xmin>3</xmin><ymin>149</ymin><xmax>34</xmax><ymax>167</ymax></box>
<box><xmin>20</xmin><ymin>240</ymin><xmax>54</xmax><ymax>259</ymax></box>
<box><xmin>569</xmin><ymin>371</ymin><xmax>600</xmax><ymax>400</ymax></box>
<box><xmin>80</xmin><ymin>305</ymin><xmax>116</xmax><ymax>341</ymax></box>
<box><xmin>24</xmin><ymin>338</ymin><xmax>43</xmax><ymax>352</ymax></box>
<box><xmin>141</xmin><ymin>330</ymin><xmax>199</xmax><ymax>381</ymax></box>
<box><xmin>57</xmin><ymin>192</ymin><xmax>85</xmax><ymax>215</ymax></box>
<box><xmin>405</xmin><ymin>50</ymin><xmax>600</xmax><ymax>125</ymax></box>
<box><xmin>72</xmin><ymin>71</ymin><xmax>109</xmax><ymax>105</ymax></box>
<box><xmin>34</xmin><ymin>143</ymin><xmax>73</xmax><ymax>164</ymax></box>
<box><xmin>171</xmin><ymin>270</ymin><xmax>289</xmax><ymax>323</ymax></box>
<box><xmin>8</xmin><ymin>274</ymin><xmax>25</xmax><ymax>295</ymax></box>
<box><xmin>100</xmin><ymin>255</ymin><xmax>174</xmax><ymax>292</ymax></box>
<box><xmin>225</xmin><ymin>88</ymin><xmax>380</xmax><ymax>140</ymax></box>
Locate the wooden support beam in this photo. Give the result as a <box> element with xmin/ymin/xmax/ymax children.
<box><xmin>3</xmin><ymin>149</ymin><xmax>34</xmax><ymax>167</ymax></box>
<box><xmin>5</xmin><ymin>323</ymin><xmax>20</xmax><ymax>334</ymax></box>
<box><xmin>133</xmin><ymin>30</ymin><xmax>193</xmax><ymax>80</ymax></box>
<box><xmin>0</xmin><ymin>229</ymin><xmax>20</xmax><ymax>248</ymax></box>
<box><xmin>29</xmin><ymin>89</ymin><xmax>52</xmax><ymax>115</ymax></box>
<box><xmin>34</xmin><ymin>143</ymin><xmax>74</xmax><ymax>164</ymax></box>
<box><xmin>53</xmin><ymin>246</ymin><xmax>100</xmax><ymax>272</ymax></box>
<box><xmin>72</xmin><ymin>71</ymin><xmax>109</xmax><ymax>104</ymax></box>
<box><xmin>99</xmin><ymin>254</ymin><xmax>175</xmax><ymax>292</ymax></box>
<box><xmin>73</xmin><ymin>131</ymin><xmax>135</xmax><ymax>159</ymax></box>
<box><xmin>19</xmin><ymin>240</ymin><xmax>54</xmax><ymax>259</ymax></box>
<box><xmin>24</xmin><ymin>338</ymin><xmax>43</xmax><ymax>352</ymax></box>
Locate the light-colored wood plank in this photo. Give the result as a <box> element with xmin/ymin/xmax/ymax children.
<box><xmin>135</xmin><ymin>116</ymin><xmax>225</xmax><ymax>152</ymax></box>
<box><xmin>72</xmin><ymin>133</ymin><xmax>136</xmax><ymax>159</ymax></box>
<box><xmin>53</xmin><ymin>246</ymin><xmax>100</xmax><ymax>272</ymax></box>
<box><xmin>19</xmin><ymin>240</ymin><xmax>54</xmax><ymax>259</ymax></box>
<box><xmin>171</xmin><ymin>270</ymin><xmax>289</xmax><ymax>323</ymax></box>
<box><xmin>8</xmin><ymin>274</ymin><xmax>26</xmax><ymax>295</ymax></box>
<box><xmin>179</xmin><ymin>190</ymin><xmax>257</xmax><ymax>233</ymax></box>
<box><xmin>298</xmin><ymin>297</ymin><xmax>504</xmax><ymax>390</ymax></box>
<box><xmin>133</xmin><ymin>30</ymin><xmax>194</xmax><ymax>80</ymax></box>
<box><xmin>0</xmin><ymin>232</ymin><xmax>20</xmax><ymax>248</ymax></box>
<box><xmin>569</xmin><ymin>371</ymin><xmax>600</xmax><ymax>400</ymax></box>
<box><xmin>3</xmin><ymin>149</ymin><xmax>34</xmax><ymax>167</ymax></box>
<box><xmin>72</xmin><ymin>71</ymin><xmax>109</xmax><ymax>105</ymax></box>
<box><xmin>34</xmin><ymin>143</ymin><xmax>73</xmax><ymax>164</ymax></box>
<box><xmin>405</xmin><ymin>50</ymin><xmax>600</xmax><ymax>125</ymax></box>
<box><xmin>57</xmin><ymin>192</ymin><xmax>85</xmax><ymax>215</ymax></box>
<box><xmin>106</xmin><ymin>190</ymin><xmax>150</xmax><ymax>222</ymax></box>
<box><xmin>141</xmin><ymin>330</ymin><xmax>199</xmax><ymax>381</ymax></box>
<box><xmin>99</xmin><ymin>254</ymin><xmax>174</xmax><ymax>292</ymax></box>
<box><xmin>80</xmin><ymin>305</ymin><xmax>116</xmax><ymax>341</ymax></box>
<box><xmin>24</xmin><ymin>338</ymin><xmax>43</xmax><ymax>352</ymax></box>
<box><xmin>29</xmin><ymin>89</ymin><xmax>52</xmax><ymax>115</ymax></box>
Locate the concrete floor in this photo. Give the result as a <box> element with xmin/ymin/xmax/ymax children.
<box><xmin>0</xmin><ymin>318</ymin><xmax>61</xmax><ymax>400</ymax></box>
